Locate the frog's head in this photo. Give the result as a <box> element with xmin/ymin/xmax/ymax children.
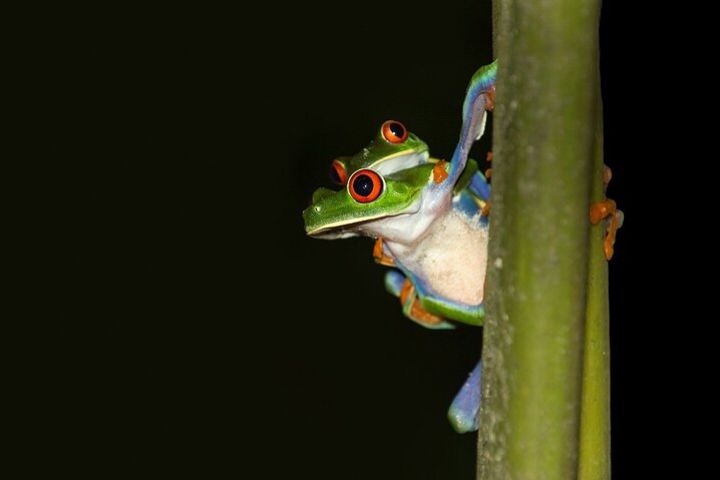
<box><xmin>303</xmin><ymin>162</ymin><xmax>437</xmax><ymax>240</ymax></box>
<box><xmin>339</xmin><ymin>120</ymin><xmax>430</xmax><ymax>177</ymax></box>
<box><xmin>303</xmin><ymin>121</ymin><xmax>437</xmax><ymax>240</ymax></box>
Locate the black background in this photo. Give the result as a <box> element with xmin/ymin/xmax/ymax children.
<box><xmin>39</xmin><ymin>1</ymin><xmax>693</xmax><ymax>478</ymax></box>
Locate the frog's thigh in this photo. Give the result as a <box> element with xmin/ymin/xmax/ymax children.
<box><xmin>384</xmin><ymin>274</ymin><xmax>455</xmax><ymax>330</ymax></box>
<box><xmin>414</xmin><ymin>289</ymin><xmax>484</xmax><ymax>327</ymax></box>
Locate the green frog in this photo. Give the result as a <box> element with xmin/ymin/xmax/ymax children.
<box><xmin>303</xmin><ymin>62</ymin><xmax>498</xmax><ymax>432</ymax></box>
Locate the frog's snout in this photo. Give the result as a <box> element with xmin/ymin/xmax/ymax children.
<box><xmin>301</xmin><ymin>202</ymin><xmax>322</xmax><ymax>234</ymax></box>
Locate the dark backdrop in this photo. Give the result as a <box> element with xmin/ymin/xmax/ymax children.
<box><xmin>49</xmin><ymin>1</ymin><xmax>685</xmax><ymax>478</ymax></box>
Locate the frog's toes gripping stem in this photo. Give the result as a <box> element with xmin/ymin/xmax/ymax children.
<box><xmin>590</xmin><ymin>199</ymin><xmax>624</xmax><ymax>260</ymax></box>
<box><xmin>486</xmin><ymin>88</ymin><xmax>495</xmax><ymax>112</ymax></box>
<box><xmin>384</xmin><ymin>271</ymin><xmax>455</xmax><ymax>330</ymax></box>
<box><xmin>481</xmin><ymin>201</ymin><xmax>491</xmax><ymax>218</ymax></box>
<box><xmin>589</xmin><ymin>166</ymin><xmax>624</xmax><ymax>260</ymax></box>
<box><xmin>484</xmin><ymin>151</ymin><xmax>493</xmax><ymax>179</ymax></box>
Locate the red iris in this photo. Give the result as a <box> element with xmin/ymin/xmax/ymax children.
<box><xmin>381</xmin><ymin>120</ymin><xmax>408</xmax><ymax>144</ymax></box>
<box><xmin>348</xmin><ymin>169</ymin><xmax>384</xmax><ymax>203</ymax></box>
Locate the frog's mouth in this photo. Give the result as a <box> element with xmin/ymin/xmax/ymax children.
<box><xmin>304</xmin><ymin>208</ymin><xmax>423</xmax><ymax>239</ymax></box>
<box><xmin>305</xmin><ymin>216</ymin><xmax>389</xmax><ymax>239</ymax></box>
<box><xmin>303</xmin><ymin>196</ymin><xmax>421</xmax><ymax>239</ymax></box>
<box><xmin>303</xmin><ymin>184</ymin><xmax>424</xmax><ymax>239</ymax></box>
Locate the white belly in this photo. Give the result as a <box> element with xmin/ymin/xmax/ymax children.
<box><xmin>388</xmin><ymin>209</ymin><xmax>488</xmax><ymax>306</ymax></box>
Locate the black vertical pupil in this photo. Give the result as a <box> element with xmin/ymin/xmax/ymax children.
<box><xmin>389</xmin><ymin>122</ymin><xmax>405</xmax><ymax>139</ymax></box>
<box><xmin>353</xmin><ymin>174</ymin><xmax>374</xmax><ymax>197</ymax></box>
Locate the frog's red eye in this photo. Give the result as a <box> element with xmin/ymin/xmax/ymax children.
<box><xmin>381</xmin><ymin>120</ymin><xmax>408</xmax><ymax>144</ymax></box>
<box><xmin>329</xmin><ymin>159</ymin><xmax>348</xmax><ymax>185</ymax></box>
<box><xmin>348</xmin><ymin>169</ymin><xmax>384</xmax><ymax>203</ymax></box>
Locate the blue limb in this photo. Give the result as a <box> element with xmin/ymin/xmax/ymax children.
<box><xmin>443</xmin><ymin>61</ymin><xmax>497</xmax><ymax>190</ymax></box>
<box><xmin>447</xmin><ymin>359</ymin><xmax>482</xmax><ymax>433</ymax></box>
<box><xmin>468</xmin><ymin>170</ymin><xmax>491</xmax><ymax>202</ymax></box>
<box><xmin>384</xmin><ymin>270</ymin><xmax>405</xmax><ymax>297</ymax></box>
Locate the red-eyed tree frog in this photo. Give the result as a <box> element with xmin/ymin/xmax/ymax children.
<box><xmin>302</xmin><ymin>60</ymin><xmax>622</xmax><ymax>433</ymax></box>
<box><xmin>303</xmin><ymin>62</ymin><xmax>497</xmax><ymax>433</ymax></box>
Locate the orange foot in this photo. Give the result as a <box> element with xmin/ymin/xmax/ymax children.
<box><xmin>373</xmin><ymin>237</ymin><xmax>395</xmax><ymax>266</ymax></box>
<box><xmin>399</xmin><ymin>279</ymin><xmax>444</xmax><ymax>327</ymax></box>
<box><xmin>590</xmin><ymin>198</ymin><xmax>624</xmax><ymax>260</ymax></box>
<box><xmin>486</xmin><ymin>86</ymin><xmax>496</xmax><ymax>111</ymax></box>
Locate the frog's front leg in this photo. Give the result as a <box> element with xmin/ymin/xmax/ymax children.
<box><xmin>589</xmin><ymin>166</ymin><xmax>624</xmax><ymax>260</ymax></box>
<box><xmin>373</xmin><ymin>237</ymin><xmax>395</xmax><ymax>266</ymax></box>
<box><xmin>384</xmin><ymin>271</ymin><xmax>456</xmax><ymax>330</ymax></box>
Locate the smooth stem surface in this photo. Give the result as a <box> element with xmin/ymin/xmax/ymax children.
<box><xmin>478</xmin><ymin>1</ymin><xmax>601</xmax><ymax>479</ymax></box>
<box><xmin>578</xmin><ymin>89</ymin><xmax>611</xmax><ymax>480</ymax></box>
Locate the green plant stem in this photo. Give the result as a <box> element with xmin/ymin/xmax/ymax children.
<box><xmin>578</xmin><ymin>85</ymin><xmax>611</xmax><ymax>480</ymax></box>
<box><xmin>477</xmin><ymin>1</ymin><xmax>602</xmax><ymax>479</ymax></box>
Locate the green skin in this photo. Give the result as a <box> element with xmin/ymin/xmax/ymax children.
<box><xmin>307</xmin><ymin>164</ymin><xmax>433</xmax><ymax>237</ymax></box>
<box><xmin>304</xmin><ymin>126</ymin><xmax>432</xmax><ymax>239</ymax></box>
<box><xmin>303</xmin><ymin>123</ymin><xmax>488</xmax><ymax>328</ymax></box>
<box><xmin>341</xmin><ymin>130</ymin><xmax>430</xmax><ymax>175</ymax></box>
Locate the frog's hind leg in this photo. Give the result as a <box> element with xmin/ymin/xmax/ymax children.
<box><xmin>384</xmin><ymin>271</ymin><xmax>455</xmax><ymax>330</ymax></box>
<box><xmin>448</xmin><ymin>359</ymin><xmax>482</xmax><ymax>433</ymax></box>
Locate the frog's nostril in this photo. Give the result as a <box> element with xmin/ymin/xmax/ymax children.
<box><xmin>314</xmin><ymin>205</ymin><xmax>321</xmax><ymax>213</ymax></box>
